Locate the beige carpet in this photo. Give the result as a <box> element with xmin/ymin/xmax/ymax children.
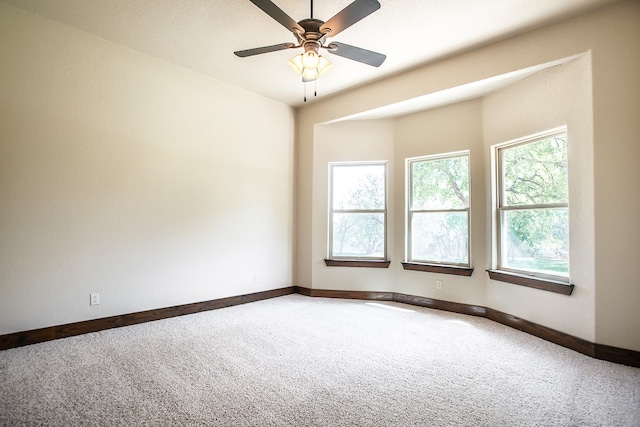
<box><xmin>1</xmin><ymin>294</ymin><xmax>639</xmax><ymax>426</ymax></box>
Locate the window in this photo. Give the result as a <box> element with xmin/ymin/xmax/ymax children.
<box><xmin>328</xmin><ymin>162</ymin><xmax>387</xmax><ymax>260</ymax></box>
<box><xmin>494</xmin><ymin>128</ymin><xmax>569</xmax><ymax>282</ymax></box>
<box><xmin>406</xmin><ymin>151</ymin><xmax>470</xmax><ymax>267</ymax></box>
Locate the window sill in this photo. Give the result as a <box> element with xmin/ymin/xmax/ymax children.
<box><xmin>324</xmin><ymin>259</ymin><xmax>391</xmax><ymax>268</ymax></box>
<box><xmin>401</xmin><ymin>262</ymin><xmax>474</xmax><ymax>276</ymax></box>
<box><xmin>486</xmin><ymin>270</ymin><xmax>574</xmax><ymax>295</ymax></box>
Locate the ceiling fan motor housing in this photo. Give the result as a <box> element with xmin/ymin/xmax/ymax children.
<box><xmin>296</xmin><ymin>18</ymin><xmax>327</xmax><ymax>51</ymax></box>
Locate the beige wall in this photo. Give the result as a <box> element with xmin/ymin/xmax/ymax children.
<box><xmin>0</xmin><ymin>4</ymin><xmax>295</xmax><ymax>334</ymax></box>
<box><xmin>483</xmin><ymin>55</ymin><xmax>595</xmax><ymax>340</ymax></box>
<box><xmin>589</xmin><ymin>2</ymin><xmax>640</xmax><ymax>352</ymax></box>
<box><xmin>393</xmin><ymin>100</ymin><xmax>486</xmax><ymax>305</ymax></box>
<box><xmin>312</xmin><ymin>120</ymin><xmax>395</xmax><ymax>292</ymax></box>
<box><xmin>297</xmin><ymin>1</ymin><xmax>640</xmax><ymax>351</ymax></box>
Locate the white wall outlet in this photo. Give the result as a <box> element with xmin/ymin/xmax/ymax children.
<box><xmin>436</xmin><ymin>280</ymin><xmax>443</xmax><ymax>290</ymax></box>
<box><xmin>90</xmin><ymin>293</ymin><xmax>100</xmax><ymax>306</ymax></box>
<box><xmin>254</xmin><ymin>274</ymin><xmax>259</xmax><ymax>283</ymax></box>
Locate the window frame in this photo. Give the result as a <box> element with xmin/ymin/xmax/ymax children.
<box><xmin>405</xmin><ymin>150</ymin><xmax>471</xmax><ymax>268</ymax></box>
<box><xmin>328</xmin><ymin>161</ymin><xmax>388</xmax><ymax>261</ymax></box>
<box><xmin>493</xmin><ymin>127</ymin><xmax>570</xmax><ymax>284</ymax></box>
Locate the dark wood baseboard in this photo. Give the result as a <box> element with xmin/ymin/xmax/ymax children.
<box><xmin>294</xmin><ymin>286</ymin><xmax>394</xmax><ymax>301</ymax></box>
<box><xmin>0</xmin><ymin>287</ymin><xmax>294</xmax><ymax>351</ymax></box>
<box><xmin>594</xmin><ymin>343</ymin><xmax>640</xmax><ymax>367</ymax></box>
<box><xmin>295</xmin><ymin>287</ymin><xmax>640</xmax><ymax>368</ymax></box>
<box><xmin>2</xmin><ymin>285</ymin><xmax>638</xmax><ymax>368</ymax></box>
<box><xmin>297</xmin><ymin>288</ymin><xmax>485</xmax><ymax>317</ymax></box>
<box><xmin>393</xmin><ymin>292</ymin><xmax>487</xmax><ymax>317</ymax></box>
<box><xmin>485</xmin><ymin>308</ymin><xmax>595</xmax><ymax>357</ymax></box>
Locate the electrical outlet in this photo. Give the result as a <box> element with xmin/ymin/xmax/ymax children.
<box><xmin>254</xmin><ymin>274</ymin><xmax>259</xmax><ymax>283</ymax></box>
<box><xmin>90</xmin><ymin>293</ymin><xmax>100</xmax><ymax>306</ymax></box>
<box><xmin>436</xmin><ymin>280</ymin><xmax>443</xmax><ymax>290</ymax></box>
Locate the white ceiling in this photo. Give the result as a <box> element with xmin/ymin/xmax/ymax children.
<box><xmin>3</xmin><ymin>0</ymin><xmax>618</xmax><ymax>107</ymax></box>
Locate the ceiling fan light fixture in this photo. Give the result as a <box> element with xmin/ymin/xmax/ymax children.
<box><xmin>301</xmin><ymin>49</ymin><xmax>320</xmax><ymax>69</ymax></box>
<box><xmin>301</xmin><ymin>68</ymin><xmax>319</xmax><ymax>82</ymax></box>
<box><xmin>287</xmin><ymin>53</ymin><xmax>332</xmax><ymax>81</ymax></box>
<box><xmin>317</xmin><ymin>56</ymin><xmax>333</xmax><ymax>76</ymax></box>
<box><xmin>287</xmin><ymin>54</ymin><xmax>304</xmax><ymax>75</ymax></box>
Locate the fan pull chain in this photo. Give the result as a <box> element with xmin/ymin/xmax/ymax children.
<box><xmin>303</xmin><ymin>80</ymin><xmax>318</xmax><ymax>103</ymax></box>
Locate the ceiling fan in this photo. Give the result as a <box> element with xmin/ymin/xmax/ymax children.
<box><xmin>234</xmin><ymin>0</ymin><xmax>386</xmax><ymax>83</ymax></box>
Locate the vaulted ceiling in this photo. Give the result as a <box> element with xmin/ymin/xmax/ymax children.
<box><xmin>3</xmin><ymin>0</ymin><xmax>618</xmax><ymax>106</ymax></box>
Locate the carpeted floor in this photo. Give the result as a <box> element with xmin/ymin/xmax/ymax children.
<box><xmin>1</xmin><ymin>294</ymin><xmax>639</xmax><ymax>426</ymax></box>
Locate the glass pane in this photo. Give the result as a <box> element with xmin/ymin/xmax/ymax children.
<box><xmin>411</xmin><ymin>155</ymin><xmax>469</xmax><ymax>210</ymax></box>
<box><xmin>501</xmin><ymin>208</ymin><xmax>569</xmax><ymax>277</ymax></box>
<box><xmin>332</xmin><ymin>213</ymin><xmax>385</xmax><ymax>258</ymax></box>
<box><xmin>411</xmin><ymin>212</ymin><xmax>469</xmax><ymax>264</ymax></box>
<box><xmin>332</xmin><ymin>164</ymin><xmax>385</xmax><ymax>210</ymax></box>
<box><xmin>501</xmin><ymin>135</ymin><xmax>568</xmax><ymax>206</ymax></box>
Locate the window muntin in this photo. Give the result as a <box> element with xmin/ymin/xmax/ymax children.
<box><xmin>329</xmin><ymin>162</ymin><xmax>387</xmax><ymax>259</ymax></box>
<box><xmin>496</xmin><ymin>129</ymin><xmax>569</xmax><ymax>281</ymax></box>
<box><xmin>407</xmin><ymin>152</ymin><xmax>470</xmax><ymax>266</ymax></box>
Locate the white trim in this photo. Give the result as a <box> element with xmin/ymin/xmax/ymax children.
<box><xmin>492</xmin><ymin>127</ymin><xmax>570</xmax><ymax>282</ymax></box>
<box><xmin>328</xmin><ymin>161</ymin><xmax>388</xmax><ymax>260</ymax></box>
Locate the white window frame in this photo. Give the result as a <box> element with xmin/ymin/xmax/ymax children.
<box><xmin>328</xmin><ymin>161</ymin><xmax>388</xmax><ymax>260</ymax></box>
<box><xmin>406</xmin><ymin>151</ymin><xmax>471</xmax><ymax>267</ymax></box>
<box><xmin>493</xmin><ymin>127</ymin><xmax>570</xmax><ymax>283</ymax></box>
